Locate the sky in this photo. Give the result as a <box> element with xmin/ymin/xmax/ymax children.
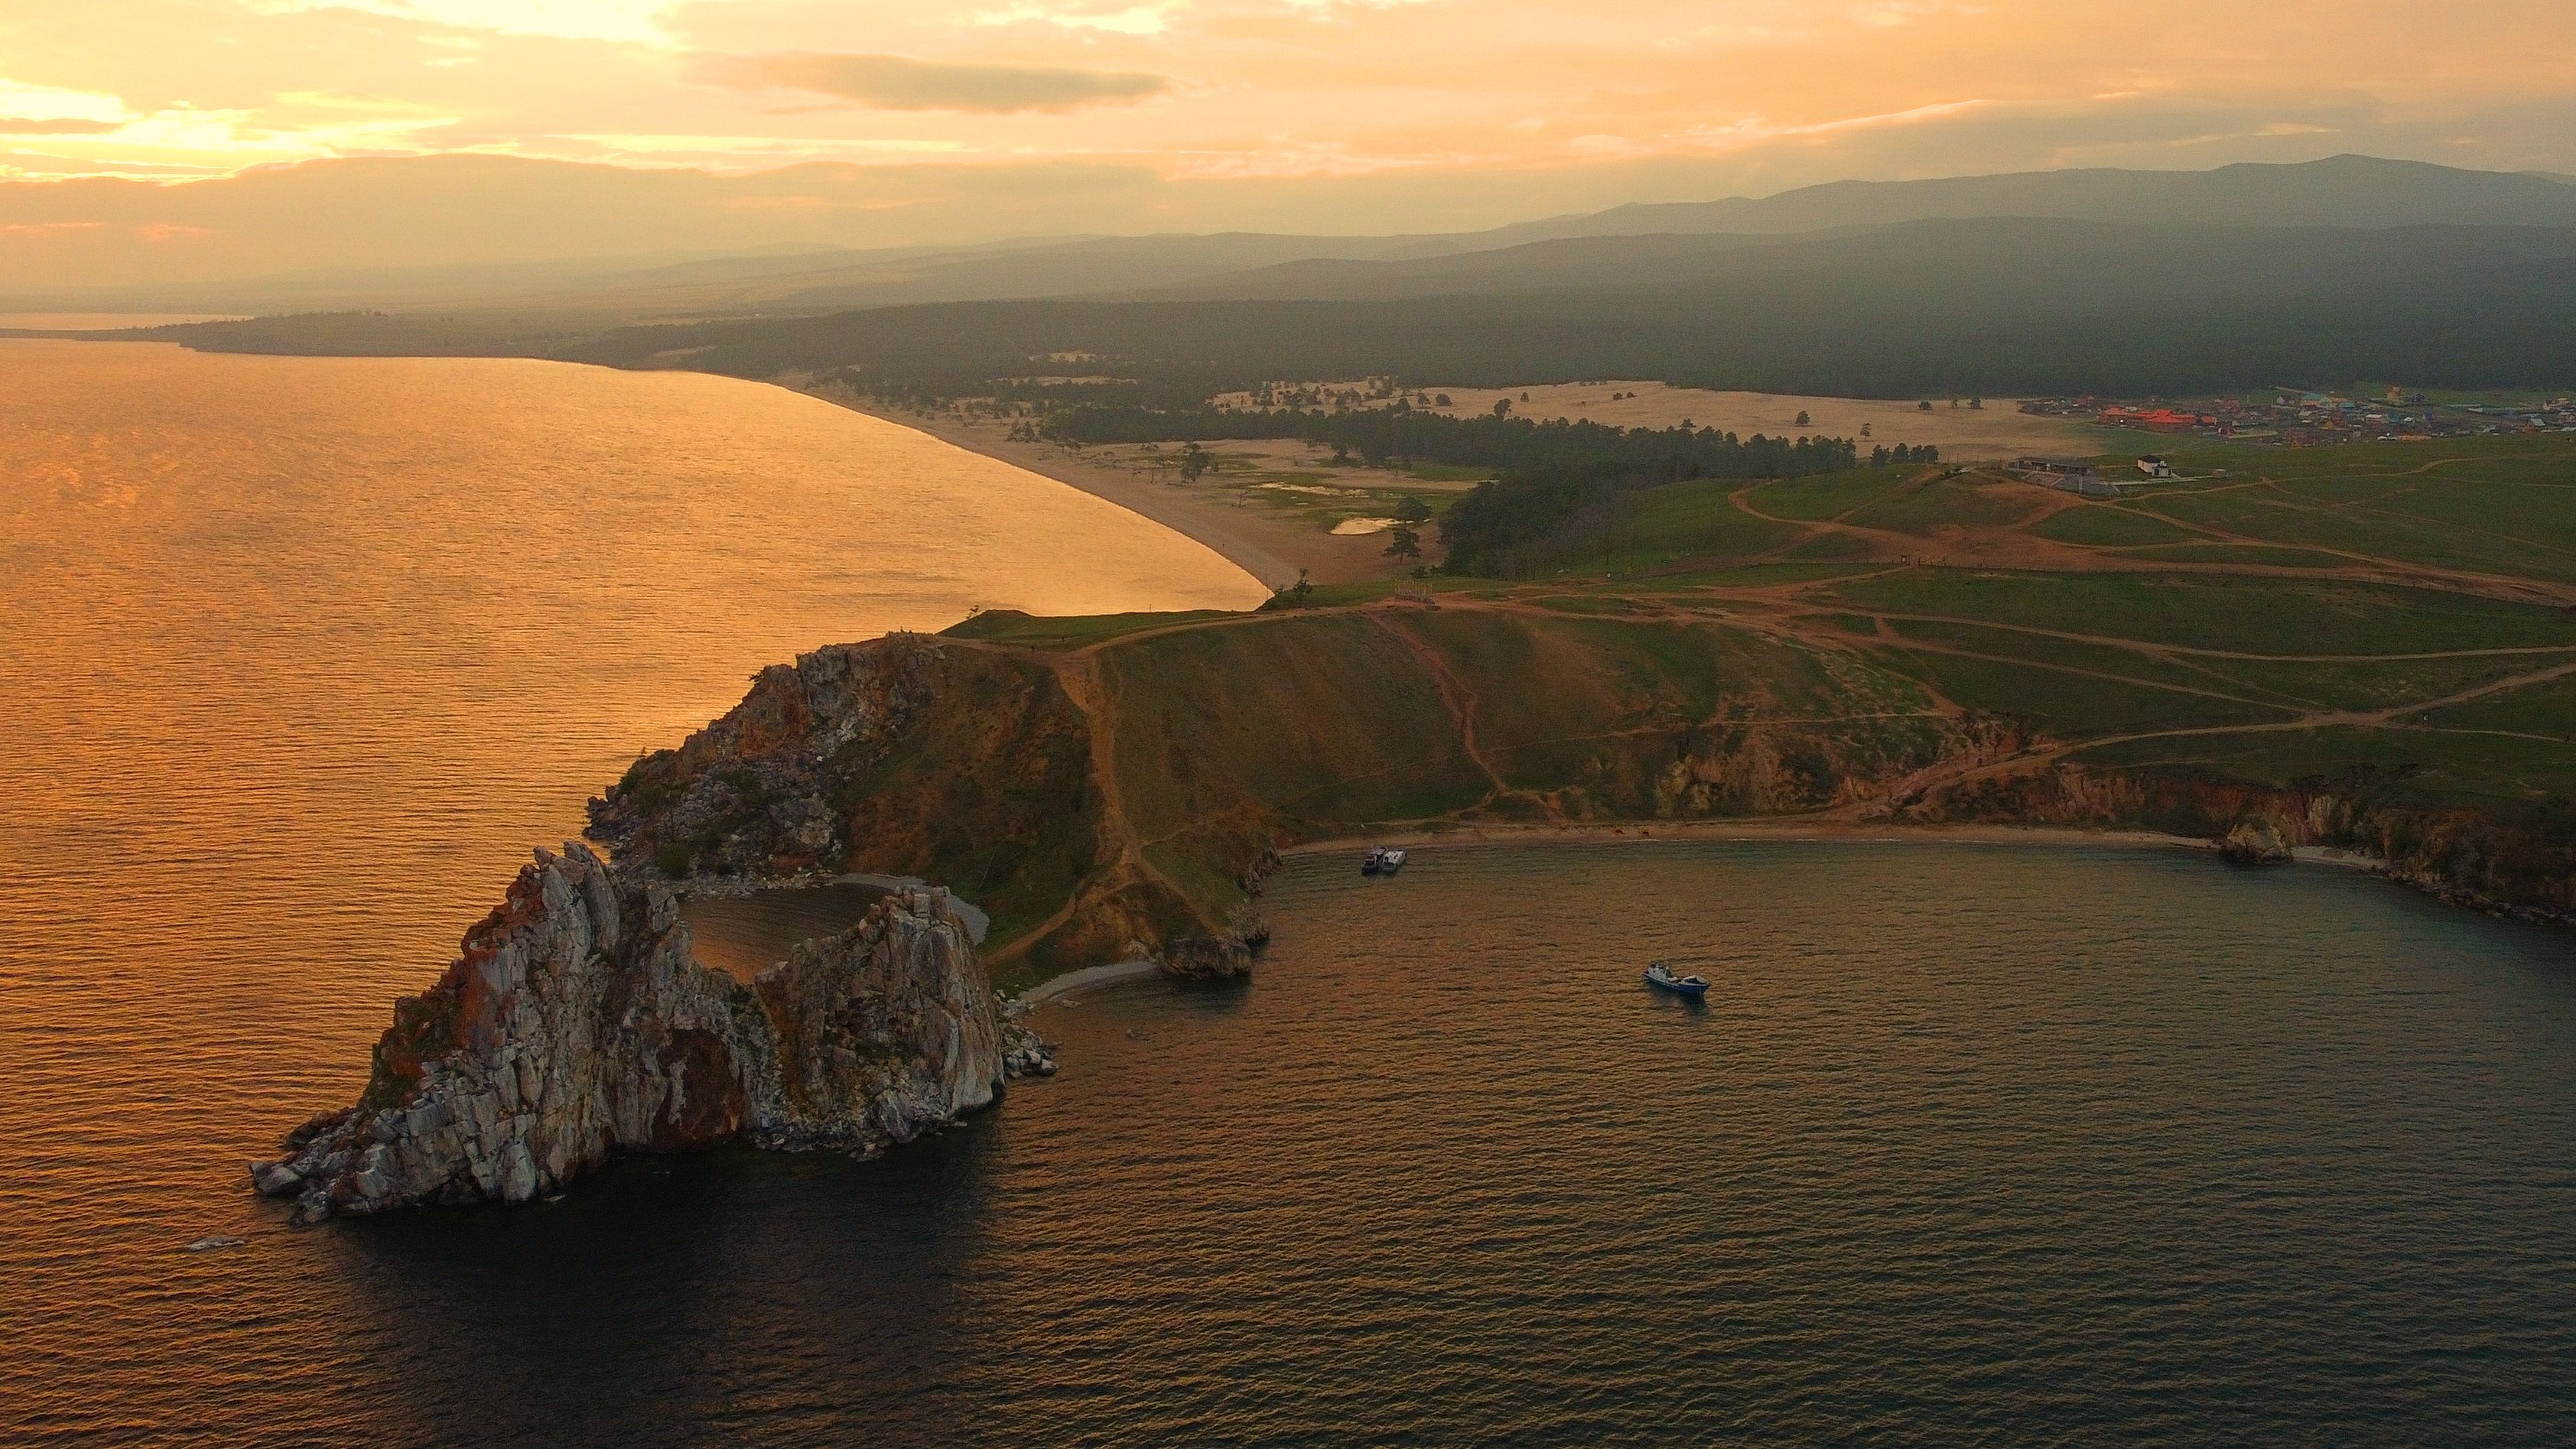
<box><xmin>5</xmin><ymin>2</ymin><xmax>2576</xmax><ymax>286</ymax></box>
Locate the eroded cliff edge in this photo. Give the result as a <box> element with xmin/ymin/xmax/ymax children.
<box><xmin>585</xmin><ymin>607</ymin><xmax>2575</xmax><ymax>963</ymax></box>
<box><xmin>253</xmin><ymin>842</ymin><xmax>1017</xmax><ymax>1224</ymax></box>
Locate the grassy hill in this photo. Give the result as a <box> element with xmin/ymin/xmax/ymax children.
<box><xmin>594</xmin><ymin>435</ymin><xmax>2576</xmax><ymax>988</ymax></box>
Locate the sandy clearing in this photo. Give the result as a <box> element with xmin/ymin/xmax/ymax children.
<box><xmin>1291</xmin><ymin>382</ymin><xmax>2116</xmax><ymax>462</ymax></box>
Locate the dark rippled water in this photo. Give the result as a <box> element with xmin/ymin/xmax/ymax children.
<box><xmin>28</xmin><ymin>840</ymin><xmax>2576</xmax><ymax>1444</ymax></box>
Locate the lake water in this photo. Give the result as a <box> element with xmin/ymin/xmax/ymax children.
<box><xmin>0</xmin><ymin>339</ymin><xmax>1260</xmax><ymax>1442</ymax></box>
<box><xmin>5</xmin><ymin>343</ymin><xmax>2574</xmax><ymax>1444</ymax></box>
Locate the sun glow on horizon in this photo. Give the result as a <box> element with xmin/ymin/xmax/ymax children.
<box><xmin>4</xmin><ymin>0</ymin><xmax>2574</xmax><ymax>281</ymax></box>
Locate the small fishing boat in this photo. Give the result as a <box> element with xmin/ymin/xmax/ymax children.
<box><xmin>1361</xmin><ymin>846</ymin><xmax>1408</xmax><ymax>876</ymax></box>
<box><xmin>1644</xmin><ymin>961</ymin><xmax>1709</xmax><ymax>996</ymax></box>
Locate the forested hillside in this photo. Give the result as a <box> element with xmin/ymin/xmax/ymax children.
<box><xmin>165</xmin><ymin>218</ymin><xmax>2576</xmax><ymax>400</ymax></box>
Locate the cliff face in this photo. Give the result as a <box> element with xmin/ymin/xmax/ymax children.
<box><xmin>252</xmin><ymin>843</ymin><xmax>1007</xmax><ymax>1224</ymax></box>
<box><xmin>752</xmin><ymin>893</ymin><xmax>1005</xmax><ymax>1151</ymax></box>
<box><xmin>587</xmin><ymin>633</ymin><xmax>1116</xmax><ymax>967</ymax></box>
<box><xmin>1908</xmin><ymin>765</ymin><xmax>2576</xmax><ymax>925</ymax></box>
<box><xmin>587</xmin><ymin>633</ymin><xmax>957</xmax><ymax>882</ymax></box>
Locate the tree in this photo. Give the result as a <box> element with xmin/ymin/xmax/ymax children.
<box><xmin>1795</xmin><ymin>411</ymin><xmax>1810</xmax><ymax>427</ymax></box>
<box><xmin>1435</xmin><ymin>394</ymin><xmax>1453</xmax><ymax>407</ymax></box>
<box><xmin>1860</xmin><ymin>423</ymin><xmax>1872</xmax><ymax>437</ymax></box>
<box><xmin>1264</xmin><ymin>568</ymin><xmax>1314</xmax><ymax>609</ymax></box>
<box><xmin>1394</xmin><ymin>495</ymin><xmax>1432</xmax><ymax>524</ymax></box>
<box><xmin>1918</xmin><ymin>400</ymin><xmax>1934</xmax><ymax>411</ymax></box>
<box><xmin>1493</xmin><ymin>398</ymin><xmax>1513</xmax><ymax>417</ymax></box>
<box><xmin>1969</xmin><ymin>397</ymin><xmax>1984</xmax><ymax>410</ymax></box>
<box><xmin>1179</xmin><ymin>441</ymin><xmax>1210</xmax><ymax>483</ymax></box>
<box><xmin>1385</xmin><ymin>525</ymin><xmax>1423</xmax><ymax>560</ymax></box>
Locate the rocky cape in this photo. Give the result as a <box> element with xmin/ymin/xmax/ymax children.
<box><xmin>253</xmin><ymin>842</ymin><xmax>1048</xmax><ymax>1225</ymax></box>
<box><xmin>586</xmin><ymin>616</ymin><xmax>2576</xmax><ymax>986</ymax></box>
<box><xmin>262</xmin><ymin>599</ymin><xmax>2575</xmax><ymax>1220</ymax></box>
<box><xmin>587</xmin><ymin>631</ymin><xmax>1276</xmax><ymax>984</ymax></box>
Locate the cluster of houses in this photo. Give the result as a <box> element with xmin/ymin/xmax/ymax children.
<box><xmin>2018</xmin><ymin>390</ymin><xmax>2576</xmax><ymax>446</ymax></box>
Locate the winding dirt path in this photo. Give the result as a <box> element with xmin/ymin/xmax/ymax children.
<box><xmin>1369</xmin><ymin>611</ymin><xmax>1565</xmax><ymax>822</ymax></box>
<box><xmin>987</xmin><ymin>652</ymin><xmax>1205</xmax><ymax>963</ymax></box>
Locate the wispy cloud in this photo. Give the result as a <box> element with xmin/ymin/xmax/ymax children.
<box><xmin>698</xmin><ymin>52</ymin><xmax>1173</xmax><ymax>113</ymax></box>
<box><xmin>247</xmin><ymin>0</ymin><xmax>675</xmax><ymax>47</ymax></box>
<box><xmin>0</xmin><ymin>79</ymin><xmax>132</xmax><ymax>125</ymax></box>
<box><xmin>0</xmin><ymin>118</ymin><xmax>123</xmax><ymax>135</ymax></box>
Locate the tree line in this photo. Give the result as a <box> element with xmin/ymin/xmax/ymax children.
<box><xmin>1033</xmin><ymin>401</ymin><xmax>1868</xmax><ymax>576</ymax></box>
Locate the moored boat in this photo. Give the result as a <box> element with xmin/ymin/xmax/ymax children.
<box><xmin>1644</xmin><ymin>961</ymin><xmax>1709</xmax><ymax>996</ymax></box>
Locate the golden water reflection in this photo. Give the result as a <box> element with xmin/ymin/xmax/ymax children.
<box><xmin>0</xmin><ymin>339</ymin><xmax>1261</xmax><ymax>1440</ymax></box>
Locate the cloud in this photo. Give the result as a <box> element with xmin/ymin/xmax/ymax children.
<box><xmin>698</xmin><ymin>51</ymin><xmax>1171</xmax><ymax>113</ymax></box>
<box><xmin>0</xmin><ymin>118</ymin><xmax>122</xmax><ymax>135</ymax></box>
<box><xmin>248</xmin><ymin>0</ymin><xmax>674</xmax><ymax>47</ymax></box>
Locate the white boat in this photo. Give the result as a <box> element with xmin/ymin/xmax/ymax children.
<box><xmin>1644</xmin><ymin>961</ymin><xmax>1709</xmax><ymax>996</ymax></box>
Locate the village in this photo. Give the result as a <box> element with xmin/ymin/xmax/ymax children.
<box><xmin>2019</xmin><ymin>388</ymin><xmax>2576</xmax><ymax>446</ymax></box>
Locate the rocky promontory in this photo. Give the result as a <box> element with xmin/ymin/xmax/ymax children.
<box><xmin>253</xmin><ymin>842</ymin><xmax>1029</xmax><ymax>1224</ymax></box>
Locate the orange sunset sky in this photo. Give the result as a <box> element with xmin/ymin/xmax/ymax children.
<box><xmin>5</xmin><ymin>2</ymin><xmax>2574</xmax><ymax>281</ymax></box>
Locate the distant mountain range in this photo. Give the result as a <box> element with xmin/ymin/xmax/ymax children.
<box><xmin>15</xmin><ymin>154</ymin><xmax>2576</xmax><ymax>321</ymax></box>
<box><xmin>1465</xmin><ymin>154</ymin><xmax>2576</xmax><ymax>244</ymax></box>
<box><xmin>164</xmin><ymin>213</ymin><xmax>2576</xmax><ymax>401</ymax></box>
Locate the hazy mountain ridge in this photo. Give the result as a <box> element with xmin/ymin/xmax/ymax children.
<box><xmin>515</xmin><ymin>218</ymin><xmax>2576</xmax><ymax>397</ymax></box>
<box><xmin>1473</xmin><ymin>154</ymin><xmax>2576</xmax><ymax>243</ymax></box>
<box><xmin>14</xmin><ymin>154</ymin><xmax>2574</xmax><ymax>320</ymax></box>
<box><xmin>156</xmin><ymin>216</ymin><xmax>2576</xmax><ymax>398</ymax></box>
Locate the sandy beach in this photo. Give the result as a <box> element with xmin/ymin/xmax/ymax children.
<box><xmin>812</xmin><ymin>382</ymin><xmax>2121</xmax><ymax>593</ymax></box>
<box><xmin>1013</xmin><ymin>957</ymin><xmax>1164</xmax><ymax>1006</ymax></box>
<box><xmin>1280</xmin><ymin>818</ymin><xmax>2220</xmax><ymax>858</ymax></box>
<box><xmin>817</xmin><ymin>391</ymin><xmax>1403</xmax><ymax>590</ymax></box>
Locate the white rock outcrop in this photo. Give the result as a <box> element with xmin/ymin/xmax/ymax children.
<box><xmin>252</xmin><ymin>843</ymin><xmax>1007</xmax><ymax>1224</ymax></box>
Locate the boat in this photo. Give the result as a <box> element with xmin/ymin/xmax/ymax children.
<box><xmin>1644</xmin><ymin>961</ymin><xmax>1709</xmax><ymax>996</ymax></box>
<box><xmin>1361</xmin><ymin>846</ymin><xmax>1407</xmax><ymax>876</ymax></box>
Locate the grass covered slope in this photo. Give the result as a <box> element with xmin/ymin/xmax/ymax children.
<box><xmin>595</xmin><ymin>436</ymin><xmax>2576</xmax><ymax>986</ymax></box>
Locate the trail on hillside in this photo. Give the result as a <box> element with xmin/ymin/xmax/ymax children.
<box><xmin>987</xmin><ymin>653</ymin><xmax>1215</xmax><ymax>964</ymax></box>
<box><xmin>1371</xmin><ymin>611</ymin><xmax>1566</xmax><ymax>824</ymax></box>
<box><xmin>1856</xmin><ymin>652</ymin><xmax>2576</xmax><ymax>805</ymax></box>
<box><xmin>1717</xmin><ymin>464</ymin><xmax>2576</xmax><ymax>608</ymax></box>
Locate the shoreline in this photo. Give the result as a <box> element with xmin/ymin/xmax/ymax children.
<box><xmin>1279</xmin><ymin>819</ymin><xmax>2223</xmax><ymax>856</ymax></box>
<box><xmin>1013</xmin><ymin>958</ymin><xmax>1163</xmax><ymax>1007</ymax></box>
<box><xmin>807</xmin><ymin>388</ymin><xmax>1403</xmax><ymax>590</ymax></box>
<box><xmin>996</xmin><ymin>824</ymin><xmax>2422</xmax><ymax>1005</ymax></box>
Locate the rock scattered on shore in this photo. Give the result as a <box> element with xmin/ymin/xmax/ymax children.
<box><xmin>1003</xmin><ymin>1032</ymin><xmax>1059</xmax><ymax>1080</ymax></box>
<box><xmin>2220</xmin><ymin>819</ymin><xmax>2294</xmax><ymax>865</ymax></box>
